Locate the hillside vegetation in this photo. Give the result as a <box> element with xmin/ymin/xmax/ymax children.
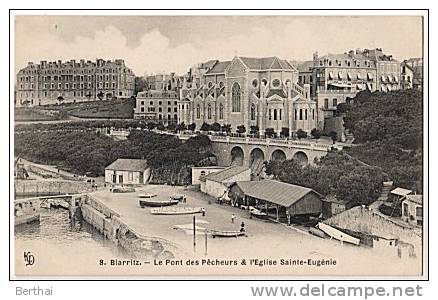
<box><xmin>343</xmin><ymin>89</ymin><xmax>423</xmax><ymax>192</ymax></box>
<box><xmin>15</xmin><ymin>126</ymin><xmax>214</xmax><ymax>185</ymax></box>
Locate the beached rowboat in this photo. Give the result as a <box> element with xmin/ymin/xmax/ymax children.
<box><xmin>150</xmin><ymin>206</ymin><xmax>204</xmax><ymax>215</ymax></box>
<box><xmin>317</xmin><ymin>222</ymin><xmax>360</xmax><ymax>245</ymax></box>
<box><xmin>139</xmin><ymin>198</ymin><xmax>179</xmax><ymax>208</ymax></box>
<box><xmin>210</xmin><ymin>230</ymin><xmax>246</xmax><ymax>238</ymax></box>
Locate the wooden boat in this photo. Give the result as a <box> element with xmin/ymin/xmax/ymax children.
<box><xmin>15</xmin><ymin>212</ymin><xmax>40</xmax><ymax>226</ymax></box>
<box><xmin>139</xmin><ymin>198</ymin><xmax>178</xmax><ymax>208</ymax></box>
<box><xmin>210</xmin><ymin>230</ymin><xmax>246</xmax><ymax>238</ymax></box>
<box><xmin>317</xmin><ymin>222</ymin><xmax>360</xmax><ymax>245</ymax></box>
<box><xmin>111</xmin><ymin>186</ymin><xmax>135</xmax><ymax>193</ymax></box>
<box><xmin>138</xmin><ymin>193</ymin><xmax>158</xmax><ymax>199</ymax></box>
<box><xmin>151</xmin><ymin>206</ymin><xmax>205</xmax><ymax>215</ymax></box>
<box><xmin>249</xmin><ymin>207</ymin><xmax>268</xmax><ymax>218</ymax></box>
<box><xmin>170</xmin><ymin>194</ymin><xmax>185</xmax><ymax>201</ymax></box>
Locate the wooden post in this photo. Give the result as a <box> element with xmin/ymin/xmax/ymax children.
<box><xmin>193</xmin><ymin>215</ymin><xmax>196</xmax><ymax>253</ymax></box>
<box><xmin>204</xmin><ymin>229</ymin><xmax>208</xmax><ymax>256</ymax></box>
<box><xmin>276</xmin><ymin>204</ymin><xmax>279</xmax><ymax>222</ymax></box>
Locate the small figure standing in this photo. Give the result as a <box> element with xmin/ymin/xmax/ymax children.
<box><xmin>231</xmin><ymin>214</ymin><xmax>235</xmax><ymax>224</ymax></box>
<box><xmin>240</xmin><ymin>221</ymin><xmax>245</xmax><ymax>233</ymax></box>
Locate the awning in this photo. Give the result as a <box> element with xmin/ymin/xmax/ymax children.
<box><xmin>387</xmin><ymin>85</ymin><xmax>392</xmax><ymax>91</ymax></box>
<box><xmin>367</xmin><ymin>72</ymin><xmax>373</xmax><ymax>80</ymax></box>
<box><xmin>338</xmin><ymin>72</ymin><xmax>343</xmax><ymax>80</ymax></box>
<box><xmin>356</xmin><ymin>83</ymin><xmax>365</xmax><ymax>90</ymax></box>
<box><xmin>381</xmin><ymin>75</ymin><xmax>386</xmax><ymax>82</ymax></box>
<box><xmin>329</xmin><ymin>71</ymin><xmax>333</xmax><ymax>80</ymax></box>
<box><xmin>329</xmin><ymin>82</ymin><xmax>351</xmax><ymax>88</ymax></box>
<box><xmin>347</xmin><ymin>72</ymin><xmax>352</xmax><ymax>80</ymax></box>
<box><xmin>381</xmin><ymin>84</ymin><xmax>387</xmax><ymax>92</ymax></box>
<box><xmin>366</xmin><ymin>83</ymin><xmax>372</xmax><ymax>90</ymax></box>
<box><xmin>357</xmin><ymin>73</ymin><xmax>362</xmax><ymax>80</ymax></box>
<box><xmin>387</xmin><ymin>75</ymin><xmax>392</xmax><ymax>82</ymax></box>
<box><xmin>393</xmin><ymin>75</ymin><xmax>398</xmax><ymax>82</ymax></box>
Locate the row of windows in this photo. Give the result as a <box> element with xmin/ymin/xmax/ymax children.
<box><xmin>140</xmin><ymin>100</ymin><xmax>178</xmax><ymax>106</ymax></box>
<box><xmin>294</xmin><ymin>108</ymin><xmax>315</xmax><ymax>121</ymax></box>
<box><xmin>140</xmin><ymin>107</ymin><xmax>178</xmax><ymax>113</ymax></box>
<box><xmin>196</xmin><ymin>103</ymin><xmax>225</xmax><ymax>120</ymax></box>
<box><xmin>324</xmin><ymin>98</ymin><xmax>338</xmax><ymax>109</ymax></box>
<box><xmin>318</xmin><ymin>59</ymin><xmax>374</xmax><ymax>68</ymax></box>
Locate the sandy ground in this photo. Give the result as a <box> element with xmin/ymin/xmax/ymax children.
<box><xmin>31</xmin><ymin>184</ymin><xmax>421</xmax><ymax>277</ymax></box>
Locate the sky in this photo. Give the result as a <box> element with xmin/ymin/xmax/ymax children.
<box><xmin>14</xmin><ymin>15</ymin><xmax>424</xmax><ymax>76</ymax></box>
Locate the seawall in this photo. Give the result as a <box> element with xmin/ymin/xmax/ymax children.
<box><xmin>80</xmin><ymin>194</ymin><xmax>181</xmax><ymax>259</ymax></box>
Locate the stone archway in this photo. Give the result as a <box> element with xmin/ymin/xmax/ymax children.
<box><xmin>293</xmin><ymin>151</ymin><xmax>309</xmax><ymax>165</ymax></box>
<box><xmin>271</xmin><ymin>149</ymin><xmax>287</xmax><ymax>162</ymax></box>
<box><xmin>250</xmin><ymin>148</ymin><xmax>265</xmax><ymax>174</ymax></box>
<box><xmin>230</xmin><ymin>146</ymin><xmax>245</xmax><ymax>166</ymax></box>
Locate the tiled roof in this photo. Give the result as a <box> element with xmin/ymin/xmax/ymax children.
<box><xmin>266</xmin><ymin>89</ymin><xmax>287</xmax><ymax>98</ymax></box>
<box><xmin>206</xmin><ymin>61</ymin><xmax>231</xmax><ymax>74</ymax></box>
<box><xmin>295</xmin><ymin>60</ymin><xmax>314</xmax><ymax>72</ymax></box>
<box><xmin>105</xmin><ymin>159</ymin><xmax>148</xmax><ymax>172</ymax></box>
<box><xmin>390</xmin><ymin>187</ymin><xmax>412</xmax><ymax>197</ymax></box>
<box><xmin>204</xmin><ymin>166</ymin><xmax>249</xmax><ymax>183</ymax></box>
<box><xmin>234</xmin><ymin>180</ymin><xmax>321</xmax><ymax>207</ymax></box>
<box><xmin>239</xmin><ymin>57</ymin><xmax>294</xmax><ymax>70</ymax></box>
<box><xmin>404</xmin><ymin>195</ymin><xmax>423</xmax><ymax>205</ymax></box>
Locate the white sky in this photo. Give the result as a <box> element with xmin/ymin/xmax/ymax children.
<box><xmin>15</xmin><ymin>15</ymin><xmax>423</xmax><ymax>76</ymax></box>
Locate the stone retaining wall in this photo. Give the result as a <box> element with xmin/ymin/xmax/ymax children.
<box><xmin>15</xmin><ymin>179</ymin><xmax>94</xmax><ymax>197</ymax></box>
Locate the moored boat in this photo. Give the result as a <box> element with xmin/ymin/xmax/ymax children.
<box><xmin>150</xmin><ymin>206</ymin><xmax>205</xmax><ymax>215</ymax></box>
<box><xmin>317</xmin><ymin>222</ymin><xmax>360</xmax><ymax>245</ymax></box>
<box><xmin>15</xmin><ymin>212</ymin><xmax>40</xmax><ymax>226</ymax></box>
<box><xmin>139</xmin><ymin>198</ymin><xmax>179</xmax><ymax>208</ymax></box>
<box><xmin>210</xmin><ymin>230</ymin><xmax>246</xmax><ymax>238</ymax></box>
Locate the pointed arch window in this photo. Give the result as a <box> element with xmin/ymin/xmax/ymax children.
<box><xmin>207</xmin><ymin>103</ymin><xmax>212</xmax><ymax>119</ymax></box>
<box><xmin>250</xmin><ymin>104</ymin><xmax>256</xmax><ymax>120</ymax></box>
<box><xmin>232</xmin><ymin>83</ymin><xmax>241</xmax><ymax>112</ymax></box>
<box><xmin>196</xmin><ymin>104</ymin><xmax>201</xmax><ymax>119</ymax></box>
<box><xmin>219</xmin><ymin>103</ymin><xmax>224</xmax><ymax>120</ymax></box>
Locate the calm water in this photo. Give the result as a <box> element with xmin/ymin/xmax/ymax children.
<box><xmin>15</xmin><ymin>208</ymin><xmax>126</xmax><ymax>258</ymax></box>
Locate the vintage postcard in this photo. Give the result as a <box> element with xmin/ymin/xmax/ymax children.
<box><xmin>11</xmin><ymin>11</ymin><xmax>428</xmax><ymax>279</ymax></box>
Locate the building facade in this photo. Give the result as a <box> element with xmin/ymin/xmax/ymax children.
<box><xmin>400</xmin><ymin>58</ymin><xmax>423</xmax><ymax>91</ymax></box>
<box><xmin>179</xmin><ymin>56</ymin><xmax>317</xmax><ymax>136</ymax></box>
<box><xmin>296</xmin><ymin>48</ymin><xmax>401</xmax><ymax>129</ymax></box>
<box><xmin>134</xmin><ymin>89</ymin><xmax>179</xmax><ymax>124</ymax></box>
<box><xmin>16</xmin><ymin>59</ymin><xmax>135</xmax><ymax>106</ymax></box>
<box><xmin>104</xmin><ymin>159</ymin><xmax>151</xmax><ymax>185</ymax></box>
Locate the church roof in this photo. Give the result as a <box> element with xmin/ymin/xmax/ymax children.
<box><xmin>206</xmin><ymin>61</ymin><xmax>231</xmax><ymax>74</ymax></box>
<box><xmin>238</xmin><ymin>56</ymin><xmax>295</xmax><ymax>70</ymax></box>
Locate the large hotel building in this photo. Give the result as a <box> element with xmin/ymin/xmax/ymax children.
<box><xmin>15</xmin><ymin>59</ymin><xmax>135</xmax><ymax>106</ymax></box>
<box><xmin>177</xmin><ymin>56</ymin><xmax>317</xmax><ymax>136</ymax></box>
<box><xmin>296</xmin><ymin>48</ymin><xmax>401</xmax><ymax>129</ymax></box>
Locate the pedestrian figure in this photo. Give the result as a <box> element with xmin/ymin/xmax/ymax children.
<box><xmin>231</xmin><ymin>214</ymin><xmax>235</xmax><ymax>223</ymax></box>
<box><xmin>240</xmin><ymin>221</ymin><xmax>245</xmax><ymax>233</ymax></box>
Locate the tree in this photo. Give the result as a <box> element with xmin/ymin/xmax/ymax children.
<box><xmin>296</xmin><ymin>129</ymin><xmax>307</xmax><ymax>140</ymax></box>
<box><xmin>187</xmin><ymin>123</ymin><xmax>196</xmax><ymax>132</ymax></box>
<box><xmin>176</xmin><ymin>122</ymin><xmax>186</xmax><ymax>132</ymax></box>
<box><xmin>221</xmin><ymin>124</ymin><xmax>231</xmax><ymax>134</ymax></box>
<box><xmin>311</xmin><ymin>128</ymin><xmax>321</xmax><ymax>140</ymax></box>
<box><xmin>146</xmin><ymin>122</ymin><xmax>156</xmax><ymax>130</ymax></box>
<box><xmin>200</xmin><ymin>122</ymin><xmax>211</xmax><ymax>132</ymax></box>
<box><xmin>329</xmin><ymin>131</ymin><xmax>338</xmax><ymax>144</ymax></box>
<box><xmin>97</xmin><ymin>91</ymin><xmax>104</xmax><ymax>100</ymax></box>
<box><xmin>210</xmin><ymin>122</ymin><xmax>221</xmax><ymax>132</ymax></box>
<box><xmin>57</xmin><ymin>96</ymin><xmax>64</xmax><ymax>105</ymax></box>
<box><xmin>156</xmin><ymin>123</ymin><xmax>165</xmax><ymax>131</ymax></box>
<box><xmin>265</xmin><ymin>128</ymin><xmax>275</xmax><ymax>138</ymax></box>
<box><xmin>236</xmin><ymin>124</ymin><xmax>246</xmax><ymax>135</ymax></box>
<box><xmin>167</xmin><ymin>123</ymin><xmax>176</xmax><ymax>132</ymax></box>
<box><xmin>281</xmin><ymin>127</ymin><xmax>289</xmax><ymax>138</ymax></box>
<box><xmin>250</xmin><ymin>125</ymin><xmax>259</xmax><ymax>136</ymax></box>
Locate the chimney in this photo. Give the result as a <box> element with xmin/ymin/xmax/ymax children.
<box><xmin>313</xmin><ymin>51</ymin><xmax>318</xmax><ymax>62</ymax></box>
<box><xmin>80</xmin><ymin>59</ymin><xmax>85</xmax><ymax>67</ymax></box>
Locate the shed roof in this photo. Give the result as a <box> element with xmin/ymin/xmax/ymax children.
<box><xmin>390</xmin><ymin>187</ymin><xmax>412</xmax><ymax>197</ymax></box>
<box><xmin>204</xmin><ymin>166</ymin><xmax>249</xmax><ymax>183</ymax></box>
<box><xmin>404</xmin><ymin>195</ymin><xmax>423</xmax><ymax>205</ymax></box>
<box><xmin>233</xmin><ymin>180</ymin><xmax>322</xmax><ymax>208</ymax></box>
<box><xmin>105</xmin><ymin>159</ymin><xmax>148</xmax><ymax>172</ymax></box>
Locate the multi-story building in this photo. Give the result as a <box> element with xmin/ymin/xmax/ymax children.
<box><xmin>145</xmin><ymin>73</ymin><xmax>183</xmax><ymax>91</ymax></box>
<box><xmin>15</xmin><ymin>59</ymin><xmax>135</xmax><ymax>106</ymax></box>
<box><xmin>134</xmin><ymin>89</ymin><xmax>179</xmax><ymax>124</ymax></box>
<box><xmin>178</xmin><ymin>56</ymin><xmax>317</xmax><ymax>136</ymax></box>
<box><xmin>401</xmin><ymin>58</ymin><xmax>423</xmax><ymax>91</ymax></box>
<box><xmin>296</xmin><ymin>48</ymin><xmax>401</xmax><ymax>129</ymax></box>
